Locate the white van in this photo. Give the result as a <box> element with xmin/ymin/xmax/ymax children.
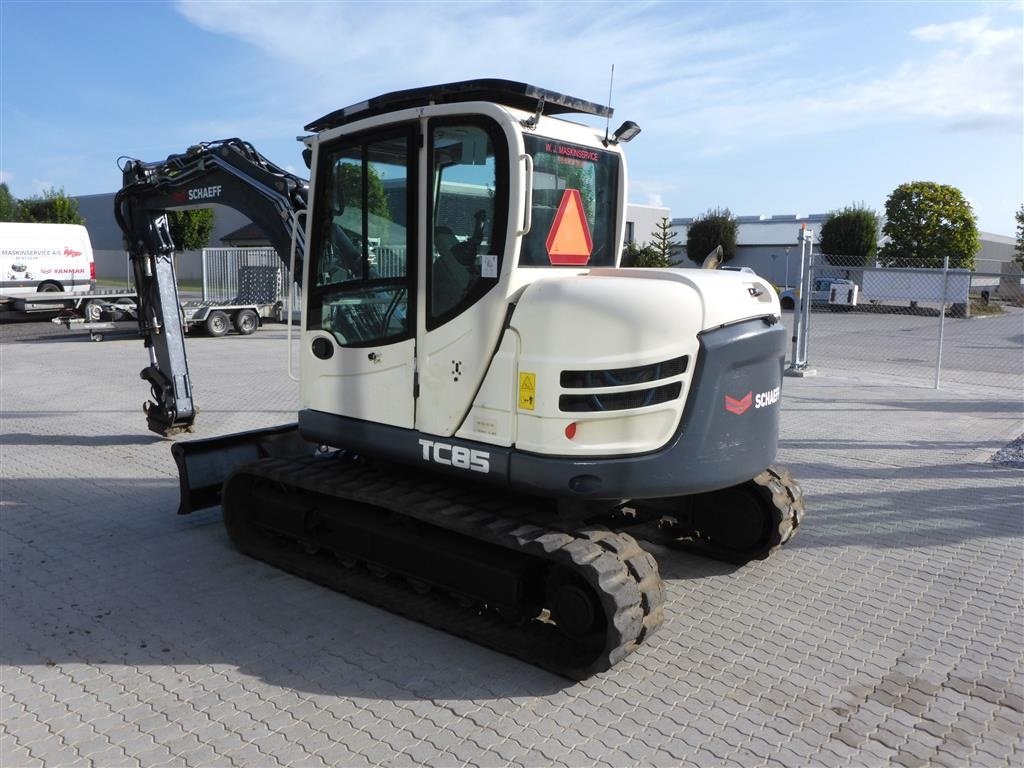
<box><xmin>0</xmin><ymin>222</ymin><xmax>96</xmax><ymax>295</ymax></box>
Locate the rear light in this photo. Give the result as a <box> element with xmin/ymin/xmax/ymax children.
<box><xmin>89</xmin><ymin>262</ymin><xmax>96</xmax><ymax>280</ymax></box>
<box><xmin>564</xmin><ymin>422</ymin><xmax>577</xmax><ymax>440</ymax></box>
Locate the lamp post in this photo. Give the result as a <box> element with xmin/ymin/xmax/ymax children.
<box><xmin>784</xmin><ymin>246</ymin><xmax>791</xmax><ymax>288</ymax></box>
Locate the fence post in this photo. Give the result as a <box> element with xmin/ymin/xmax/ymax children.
<box><xmin>201</xmin><ymin>248</ymin><xmax>208</xmax><ymax>301</ymax></box>
<box><xmin>934</xmin><ymin>254</ymin><xmax>949</xmax><ymax>389</ymax></box>
<box><xmin>798</xmin><ymin>248</ymin><xmax>813</xmax><ymax>366</ymax></box>
<box><xmin>786</xmin><ymin>225</ymin><xmax>817</xmax><ymax>377</ymax></box>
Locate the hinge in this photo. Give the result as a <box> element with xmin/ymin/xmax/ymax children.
<box><xmin>413</xmin><ymin>370</ymin><xmax>420</xmax><ymax>399</ymax></box>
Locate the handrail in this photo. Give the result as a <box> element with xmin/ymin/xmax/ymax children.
<box><xmin>287</xmin><ymin>210</ymin><xmax>307</xmax><ymax>382</ymax></box>
<box><xmin>518</xmin><ymin>153</ymin><xmax>533</xmax><ymax>236</ymax></box>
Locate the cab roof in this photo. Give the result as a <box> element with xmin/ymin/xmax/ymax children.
<box><xmin>305</xmin><ymin>78</ymin><xmax>613</xmax><ymax>133</ymax></box>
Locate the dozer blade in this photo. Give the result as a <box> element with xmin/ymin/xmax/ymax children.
<box><xmin>171</xmin><ymin>423</ymin><xmax>318</xmax><ymax>514</ymax></box>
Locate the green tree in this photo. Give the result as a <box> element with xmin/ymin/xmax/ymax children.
<box><xmin>18</xmin><ymin>186</ymin><xmax>84</xmax><ymax>224</ymax></box>
<box><xmin>1015</xmin><ymin>204</ymin><xmax>1023</xmax><ymax>267</ymax></box>
<box><xmin>621</xmin><ymin>241</ymin><xmax>668</xmax><ymax>268</ymax></box>
<box><xmin>336</xmin><ymin>163</ymin><xmax>390</xmax><ymax>219</ymax></box>
<box><xmin>820</xmin><ymin>204</ymin><xmax>879</xmax><ymax>267</ymax></box>
<box><xmin>0</xmin><ymin>183</ymin><xmax>24</xmax><ymax>221</ymax></box>
<box><xmin>168</xmin><ymin>208</ymin><xmax>215</xmax><ymax>250</ymax></box>
<box><xmin>649</xmin><ymin>217</ymin><xmax>679</xmax><ymax>266</ymax></box>
<box><xmin>878</xmin><ymin>182</ymin><xmax>979</xmax><ymax>269</ymax></box>
<box><xmin>685</xmin><ymin>207</ymin><xmax>737</xmax><ymax>266</ymax></box>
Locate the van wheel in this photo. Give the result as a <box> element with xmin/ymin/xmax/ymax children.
<box><xmin>205</xmin><ymin>311</ymin><xmax>230</xmax><ymax>337</ymax></box>
<box><xmin>780</xmin><ymin>297</ymin><xmax>795</xmax><ymax>310</ymax></box>
<box><xmin>38</xmin><ymin>282</ymin><xmax>62</xmax><ymax>293</ymax></box>
<box><xmin>234</xmin><ymin>309</ymin><xmax>259</xmax><ymax>335</ymax></box>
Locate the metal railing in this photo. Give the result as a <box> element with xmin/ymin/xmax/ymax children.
<box><xmin>202</xmin><ymin>247</ymin><xmax>302</xmax><ymax>321</ymax></box>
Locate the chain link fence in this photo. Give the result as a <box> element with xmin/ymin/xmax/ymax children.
<box><xmin>795</xmin><ymin>253</ymin><xmax>1023</xmax><ymax>391</ymax></box>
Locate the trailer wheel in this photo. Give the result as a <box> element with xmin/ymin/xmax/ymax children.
<box><xmin>83</xmin><ymin>299</ymin><xmax>105</xmax><ymax>322</ymax></box>
<box><xmin>234</xmin><ymin>309</ymin><xmax>259</xmax><ymax>335</ymax></box>
<box><xmin>110</xmin><ymin>298</ymin><xmax>135</xmax><ymax>321</ymax></box>
<box><xmin>205</xmin><ymin>310</ymin><xmax>230</xmax><ymax>337</ymax></box>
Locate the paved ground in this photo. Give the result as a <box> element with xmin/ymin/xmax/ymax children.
<box><xmin>2</xmin><ymin>318</ymin><xmax>1022</xmax><ymax>767</ymax></box>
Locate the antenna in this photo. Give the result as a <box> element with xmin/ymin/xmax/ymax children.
<box><xmin>603</xmin><ymin>64</ymin><xmax>615</xmax><ymax>144</ymax></box>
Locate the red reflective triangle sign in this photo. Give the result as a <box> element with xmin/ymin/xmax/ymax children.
<box><xmin>545</xmin><ymin>189</ymin><xmax>593</xmax><ymax>266</ymax></box>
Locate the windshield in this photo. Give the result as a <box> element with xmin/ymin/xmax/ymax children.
<box><xmin>519</xmin><ymin>136</ymin><xmax>620</xmax><ymax>267</ymax></box>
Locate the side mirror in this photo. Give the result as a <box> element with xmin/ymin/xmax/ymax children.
<box><xmin>302</xmin><ymin>148</ymin><xmax>313</xmax><ymax>170</ymax></box>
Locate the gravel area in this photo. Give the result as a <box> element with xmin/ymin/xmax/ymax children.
<box><xmin>990</xmin><ymin>433</ymin><xmax>1024</xmax><ymax>468</ymax></box>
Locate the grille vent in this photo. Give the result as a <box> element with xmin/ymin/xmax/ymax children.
<box><xmin>560</xmin><ymin>356</ymin><xmax>688</xmax><ymax>389</ymax></box>
<box><xmin>559</xmin><ymin>382</ymin><xmax>682</xmax><ymax>413</ymax></box>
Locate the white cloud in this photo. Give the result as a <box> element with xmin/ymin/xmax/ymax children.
<box><xmin>0</xmin><ymin>170</ymin><xmax>12</xmax><ymax>185</ymax></box>
<box><xmin>175</xmin><ymin>2</ymin><xmax>1021</xmax><ymax>152</ymax></box>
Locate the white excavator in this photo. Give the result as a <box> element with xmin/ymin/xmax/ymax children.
<box><xmin>115</xmin><ymin>79</ymin><xmax>803</xmax><ymax>678</ymax></box>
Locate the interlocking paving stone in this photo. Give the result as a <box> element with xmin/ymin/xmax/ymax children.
<box><xmin>2</xmin><ymin>322</ymin><xmax>1022</xmax><ymax>767</ymax></box>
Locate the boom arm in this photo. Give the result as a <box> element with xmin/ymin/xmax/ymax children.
<box><xmin>114</xmin><ymin>138</ymin><xmax>308</xmax><ymax>436</ymax></box>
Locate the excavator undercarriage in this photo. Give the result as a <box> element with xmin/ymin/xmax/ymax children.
<box><xmin>175</xmin><ymin>439</ymin><xmax>803</xmax><ymax>678</ymax></box>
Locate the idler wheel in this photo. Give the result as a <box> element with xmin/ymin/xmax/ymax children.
<box><xmin>546</xmin><ymin>568</ymin><xmax>602</xmax><ymax>639</ymax></box>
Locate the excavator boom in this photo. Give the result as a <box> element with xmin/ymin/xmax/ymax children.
<box><xmin>115</xmin><ymin>139</ymin><xmax>307</xmax><ymax>434</ymax></box>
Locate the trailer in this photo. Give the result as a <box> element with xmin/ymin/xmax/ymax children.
<box><xmin>47</xmin><ymin>265</ymin><xmax>282</xmax><ymax>340</ymax></box>
<box><xmin>179</xmin><ymin>265</ymin><xmax>282</xmax><ymax>336</ymax></box>
<box><xmin>0</xmin><ymin>286</ymin><xmax>138</xmax><ymax>319</ymax></box>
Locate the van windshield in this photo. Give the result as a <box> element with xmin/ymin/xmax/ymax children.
<box><xmin>519</xmin><ymin>136</ymin><xmax>619</xmax><ymax>268</ymax></box>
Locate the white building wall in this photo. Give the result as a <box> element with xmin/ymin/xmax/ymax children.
<box><xmin>625</xmin><ymin>204</ymin><xmax>671</xmax><ymax>246</ymax></box>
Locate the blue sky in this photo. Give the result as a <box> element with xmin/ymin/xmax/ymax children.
<box><xmin>1</xmin><ymin>1</ymin><xmax>1021</xmax><ymax>234</ymax></box>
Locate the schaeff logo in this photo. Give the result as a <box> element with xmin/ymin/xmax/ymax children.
<box><xmin>171</xmin><ymin>186</ymin><xmax>223</xmax><ymax>204</ymax></box>
<box><xmin>724</xmin><ymin>386</ymin><xmax>780</xmax><ymax>415</ymax></box>
<box><xmin>188</xmin><ymin>185</ymin><xmax>222</xmax><ymax>201</ymax></box>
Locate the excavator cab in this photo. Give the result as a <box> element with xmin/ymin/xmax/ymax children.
<box><xmin>298</xmin><ymin>80</ymin><xmax>631</xmax><ymax>449</ymax></box>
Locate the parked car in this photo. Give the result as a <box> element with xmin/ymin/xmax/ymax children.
<box><xmin>779</xmin><ymin>278</ymin><xmax>855</xmax><ymax>310</ymax></box>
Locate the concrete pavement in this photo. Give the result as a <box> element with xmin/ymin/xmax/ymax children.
<box><xmin>2</xmin><ymin>322</ymin><xmax>1021</xmax><ymax>767</ymax></box>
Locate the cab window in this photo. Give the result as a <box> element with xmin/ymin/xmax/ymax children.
<box><xmin>428</xmin><ymin>120</ymin><xmax>508</xmax><ymax>329</ymax></box>
<box><xmin>520</xmin><ymin>136</ymin><xmax>619</xmax><ymax>267</ymax></box>
<box><xmin>308</xmin><ymin>129</ymin><xmax>415</xmax><ymax>346</ymax></box>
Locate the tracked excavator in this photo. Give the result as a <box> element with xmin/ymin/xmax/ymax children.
<box><xmin>115</xmin><ymin>79</ymin><xmax>804</xmax><ymax>678</ymax></box>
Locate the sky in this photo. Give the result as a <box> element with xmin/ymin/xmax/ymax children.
<box><xmin>1</xmin><ymin>0</ymin><xmax>1021</xmax><ymax>235</ymax></box>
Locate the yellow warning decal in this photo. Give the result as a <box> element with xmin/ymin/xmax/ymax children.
<box><xmin>518</xmin><ymin>372</ymin><xmax>536</xmax><ymax>411</ymax></box>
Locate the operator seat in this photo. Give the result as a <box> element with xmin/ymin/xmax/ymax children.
<box><xmin>324</xmin><ymin>175</ymin><xmax>361</xmax><ymax>280</ymax></box>
<box><xmin>433</xmin><ymin>225</ymin><xmax>473</xmax><ymax>316</ymax></box>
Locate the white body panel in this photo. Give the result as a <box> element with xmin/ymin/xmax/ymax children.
<box><xmin>0</xmin><ymin>223</ymin><xmax>94</xmax><ymax>295</ymax></box>
<box><xmin>302</xmin><ymin>333</ymin><xmax>416</xmax><ymax>428</ymax></box>
<box><xmin>507</xmin><ymin>269</ymin><xmax>780</xmax><ymax>457</ymax></box>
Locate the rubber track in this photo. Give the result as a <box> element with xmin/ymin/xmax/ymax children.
<box><xmin>224</xmin><ymin>455</ymin><xmax>665</xmax><ymax>679</ymax></box>
<box><xmin>668</xmin><ymin>463</ymin><xmax>805</xmax><ymax>564</ymax></box>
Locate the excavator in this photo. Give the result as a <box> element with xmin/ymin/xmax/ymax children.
<box><xmin>115</xmin><ymin>79</ymin><xmax>804</xmax><ymax>678</ymax></box>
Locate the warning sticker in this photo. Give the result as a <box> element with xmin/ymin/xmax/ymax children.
<box><xmin>518</xmin><ymin>372</ymin><xmax>536</xmax><ymax>411</ymax></box>
<box><xmin>545</xmin><ymin>189</ymin><xmax>593</xmax><ymax>266</ymax></box>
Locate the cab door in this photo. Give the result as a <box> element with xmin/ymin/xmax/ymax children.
<box><xmin>415</xmin><ymin>118</ymin><xmax>511</xmax><ymax>439</ymax></box>
<box><xmin>301</xmin><ymin>126</ymin><xmax>418</xmax><ymax>428</ymax></box>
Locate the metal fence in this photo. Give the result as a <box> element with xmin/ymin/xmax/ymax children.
<box><xmin>794</xmin><ymin>253</ymin><xmax>1023</xmax><ymax>391</ymax></box>
<box><xmin>202</xmin><ymin>247</ymin><xmax>301</xmax><ymax>320</ymax></box>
